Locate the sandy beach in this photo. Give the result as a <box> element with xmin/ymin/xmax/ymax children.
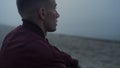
<box><xmin>47</xmin><ymin>33</ymin><xmax>120</xmax><ymax>68</ymax></box>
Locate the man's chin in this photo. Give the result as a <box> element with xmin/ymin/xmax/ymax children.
<box><xmin>48</xmin><ymin>28</ymin><xmax>56</xmax><ymax>32</ymax></box>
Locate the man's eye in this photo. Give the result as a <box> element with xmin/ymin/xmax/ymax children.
<box><xmin>54</xmin><ymin>7</ymin><xmax>56</xmax><ymax>9</ymax></box>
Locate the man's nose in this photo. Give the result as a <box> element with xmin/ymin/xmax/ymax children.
<box><xmin>56</xmin><ymin>12</ymin><xmax>60</xmax><ymax>18</ymax></box>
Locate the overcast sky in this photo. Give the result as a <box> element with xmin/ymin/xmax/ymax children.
<box><xmin>0</xmin><ymin>0</ymin><xmax>120</xmax><ymax>41</ymax></box>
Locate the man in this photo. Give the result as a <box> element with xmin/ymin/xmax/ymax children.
<box><xmin>0</xmin><ymin>0</ymin><xmax>81</xmax><ymax>68</ymax></box>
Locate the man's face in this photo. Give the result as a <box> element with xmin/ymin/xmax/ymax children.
<box><xmin>43</xmin><ymin>0</ymin><xmax>60</xmax><ymax>32</ymax></box>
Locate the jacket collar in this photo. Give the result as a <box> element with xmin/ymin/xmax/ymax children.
<box><xmin>22</xmin><ymin>19</ymin><xmax>45</xmax><ymax>38</ymax></box>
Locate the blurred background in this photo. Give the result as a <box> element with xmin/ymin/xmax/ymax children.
<box><xmin>0</xmin><ymin>0</ymin><xmax>120</xmax><ymax>68</ymax></box>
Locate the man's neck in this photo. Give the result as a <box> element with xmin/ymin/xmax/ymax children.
<box><xmin>35</xmin><ymin>22</ymin><xmax>47</xmax><ymax>37</ymax></box>
<box><xmin>22</xmin><ymin>19</ymin><xmax>46</xmax><ymax>38</ymax></box>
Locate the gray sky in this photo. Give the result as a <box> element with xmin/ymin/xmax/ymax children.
<box><xmin>0</xmin><ymin>0</ymin><xmax>120</xmax><ymax>41</ymax></box>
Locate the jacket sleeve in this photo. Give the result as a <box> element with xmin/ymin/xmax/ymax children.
<box><xmin>52</xmin><ymin>46</ymin><xmax>80</xmax><ymax>68</ymax></box>
<box><xmin>60</xmin><ymin>51</ymin><xmax>79</xmax><ymax>68</ymax></box>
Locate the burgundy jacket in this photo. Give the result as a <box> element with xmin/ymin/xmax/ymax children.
<box><xmin>0</xmin><ymin>19</ymin><xmax>78</xmax><ymax>68</ymax></box>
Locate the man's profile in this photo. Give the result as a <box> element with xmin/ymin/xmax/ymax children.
<box><xmin>0</xmin><ymin>0</ymin><xmax>81</xmax><ymax>68</ymax></box>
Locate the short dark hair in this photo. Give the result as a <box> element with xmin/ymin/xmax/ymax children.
<box><xmin>16</xmin><ymin>0</ymin><xmax>50</xmax><ymax>18</ymax></box>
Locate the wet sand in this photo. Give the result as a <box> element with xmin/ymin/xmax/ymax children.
<box><xmin>47</xmin><ymin>33</ymin><xmax>120</xmax><ymax>68</ymax></box>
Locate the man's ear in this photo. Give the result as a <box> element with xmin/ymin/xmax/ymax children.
<box><xmin>38</xmin><ymin>8</ymin><xmax>46</xmax><ymax>20</ymax></box>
